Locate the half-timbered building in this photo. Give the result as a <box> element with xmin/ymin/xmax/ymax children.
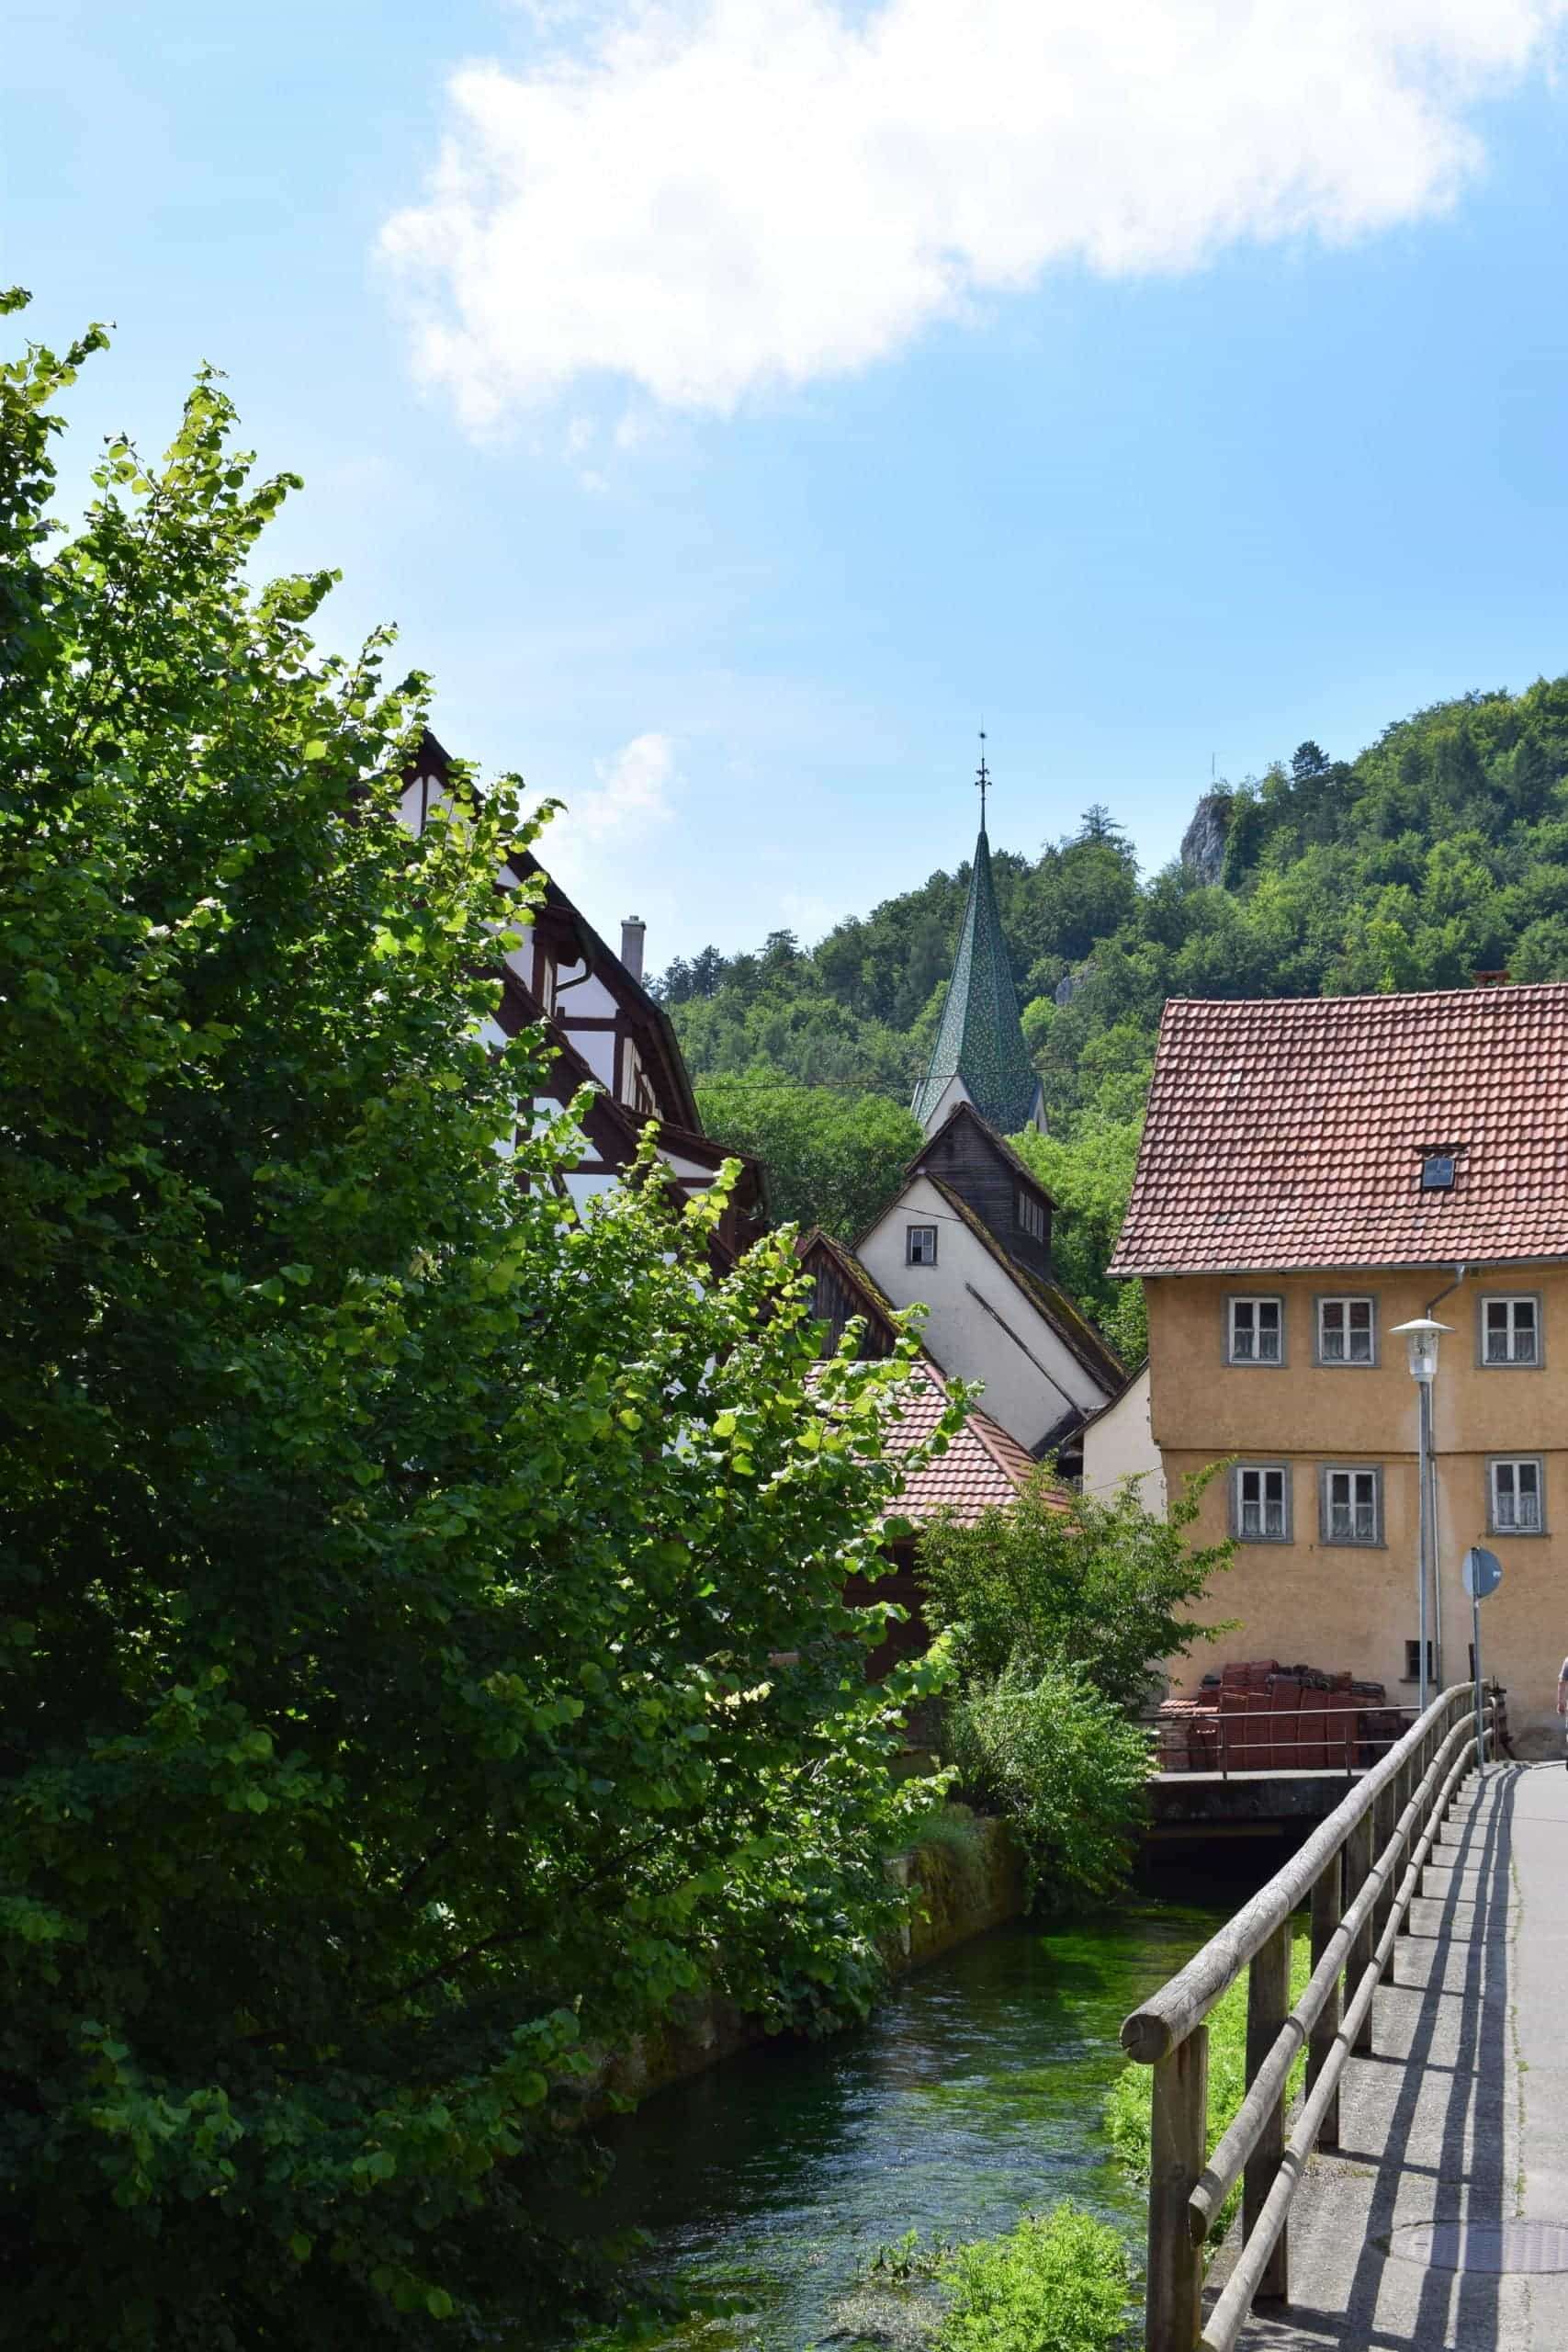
<box><xmin>403</xmin><ymin>730</ymin><xmax>766</xmax><ymax>1261</ymax></box>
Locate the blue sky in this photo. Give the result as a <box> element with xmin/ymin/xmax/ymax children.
<box><xmin>8</xmin><ymin>1</ymin><xmax>1568</xmax><ymax>969</ymax></box>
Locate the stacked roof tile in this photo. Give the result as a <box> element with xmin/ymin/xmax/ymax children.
<box><xmin>1110</xmin><ymin>983</ymin><xmax>1568</xmax><ymax>1276</ymax></box>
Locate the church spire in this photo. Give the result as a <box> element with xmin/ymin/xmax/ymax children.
<box><xmin>911</xmin><ymin>741</ymin><xmax>1044</xmax><ymax>1139</ymax></box>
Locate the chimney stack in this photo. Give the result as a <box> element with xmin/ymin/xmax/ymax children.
<box><xmin>1472</xmin><ymin>968</ymin><xmax>1511</xmax><ymax>989</ymax></box>
<box><xmin>620</xmin><ymin>917</ymin><xmax>647</xmax><ymax>982</ymax></box>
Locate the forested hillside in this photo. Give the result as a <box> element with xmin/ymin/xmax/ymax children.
<box><xmin>662</xmin><ymin>678</ymin><xmax>1568</xmax><ymax>1358</ymax></box>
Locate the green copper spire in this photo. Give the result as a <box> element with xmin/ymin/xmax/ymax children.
<box><xmin>912</xmin><ymin>743</ymin><xmax>1043</xmax><ymax>1136</ymax></box>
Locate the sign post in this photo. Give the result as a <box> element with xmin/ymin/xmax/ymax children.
<box><xmin>1461</xmin><ymin>1545</ymin><xmax>1503</xmax><ymax>1773</ymax></box>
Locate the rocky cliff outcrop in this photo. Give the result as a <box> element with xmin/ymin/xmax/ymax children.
<box><xmin>1180</xmin><ymin>790</ymin><xmax>1233</xmax><ymax>887</ymax></box>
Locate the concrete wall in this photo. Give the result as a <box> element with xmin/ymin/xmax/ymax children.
<box><xmin>1148</xmin><ymin>1264</ymin><xmax>1568</xmax><ymax>1752</ymax></box>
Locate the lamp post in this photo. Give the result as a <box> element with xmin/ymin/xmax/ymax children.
<box><xmin>1391</xmin><ymin>1317</ymin><xmax>1453</xmax><ymax>1715</ymax></box>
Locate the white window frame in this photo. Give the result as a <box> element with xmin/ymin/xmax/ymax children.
<box><xmin>1319</xmin><ymin>1464</ymin><xmax>1383</xmax><ymax>1547</ymax></box>
<box><xmin>906</xmin><ymin>1224</ymin><xmax>939</xmax><ymax>1268</ymax></box>
<box><xmin>1226</xmin><ymin>1294</ymin><xmax>1285</xmax><ymax>1366</ymax></box>
<box><xmin>1016</xmin><ymin>1189</ymin><xmax>1046</xmax><ymax>1243</ymax></box>
<box><xmin>1231</xmin><ymin>1463</ymin><xmax>1291</xmax><ymax>1543</ymax></box>
<box><xmin>1479</xmin><ymin>1294</ymin><xmax>1542</xmax><ymax>1369</ymax></box>
<box><xmin>1314</xmin><ymin>1294</ymin><xmax>1377</xmax><ymax>1368</ymax></box>
<box><xmin>1488</xmin><ymin>1454</ymin><xmax>1545</xmax><ymax>1535</ymax></box>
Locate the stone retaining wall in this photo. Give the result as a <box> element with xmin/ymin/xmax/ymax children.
<box><xmin>586</xmin><ymin>1808</ymin><xmax>1024</xmax><ymax>2108</ymax></box>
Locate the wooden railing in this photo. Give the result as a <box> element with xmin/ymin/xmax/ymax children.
<box><xmin>1121</xmin><ymin>1683</ymin><xmax>1493</xmax><ymax>2352</ymax></box>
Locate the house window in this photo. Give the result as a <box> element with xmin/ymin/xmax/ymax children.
<box><xmin>1489</xmin><ymin>1455</ymin><xmax>1544</xmax><ymax>1533</ymax></box>
<box><xmin>1016</xmin><ymin>1189</ymin><xmax>1046</xmax><ymax>1242</ymax></box>
<box><xmin>1404</xmin><ymin>1640</ymin><xmax>1437</xmax><ymax>1684</ymax></box>
<box><xmin>1482</xmin><ymin>1295</ymin><xmax>1540</xmax><ymax>1366</ymax></box>
<box><xmin>1322</xmin><ymin>1465</ymin><xmax>1382</xmax><ymax>1546</ymax></box>
<box><xmin>1227</xmin><ymin>1295</ymin><xmax>1284</xmax><ymax>1365</ymax></box>
<box><xmin>1317</xmin><ymin>1295</ymin><xmax>1375</xmax><ymax>1365</ymax></box>
<box><xmin>906</xmin><ymin>1225</ymin><xmax>938</xmax><ymax>1267</ymax></box>
<box><xmin>1233</xmin><ymin>1464</ymin><xmax>1290</xmax><ymax>1541</ymax></box>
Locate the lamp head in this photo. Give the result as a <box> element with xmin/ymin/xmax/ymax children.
<box><xmin>1391</xmin><ymin>1315</ymin><xmax>1453</xmax><ymax>1383</ymax></box>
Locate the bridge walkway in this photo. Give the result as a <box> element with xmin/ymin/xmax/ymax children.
<box><xmin>1227</xmin><ymin>1759</ymin><xmax>1567</xmax><ymax>2352</ymax></box>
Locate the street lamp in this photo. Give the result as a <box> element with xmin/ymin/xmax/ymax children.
<box><xmin>1391</xmin><ymin>1317</ymin><xmax>1453</xmax><ymax>1715</ymax></box>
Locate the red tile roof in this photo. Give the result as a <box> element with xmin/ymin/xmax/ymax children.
<box><xmin>1110</xmin><ymin>983</ymin><xmax>1568</xmax><ymax>1277</ymax></box>
<box><xmin>876</xmin><ymin>1356</ymin><xmax>1056</xmax><ymax>1524</ymax></box>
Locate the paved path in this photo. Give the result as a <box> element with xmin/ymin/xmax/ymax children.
<box><xmin>1221</xmin><ymin>1759</ymin><xmax>1568</xmax><ymax>2352</ymax></box>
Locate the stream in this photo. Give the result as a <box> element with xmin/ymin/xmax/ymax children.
<box><xmin>575</xmin><ymin>1889</ymin><xmax>1232</xmax><ymax>2348</ymax></box>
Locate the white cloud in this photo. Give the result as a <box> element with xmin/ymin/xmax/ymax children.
<box><xmin>530</xmin><ymin>730</ymin><xmax>681</xmax><ymax>901</ymax></box>
<box><xmin>382</xmin><ymin>0</ymin><xmax>1565</xmax><ymax>426</ymax></box>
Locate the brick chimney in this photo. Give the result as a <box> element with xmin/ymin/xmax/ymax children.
<box><xmin>620</xmin><ymin>917</ymin><xmax>647</xmax><ymax>982</ymax></box>
<box><xmin>1472</xmin><ymin>969</ymin><xmax>1511</xmax><ymax>989</ymax></box>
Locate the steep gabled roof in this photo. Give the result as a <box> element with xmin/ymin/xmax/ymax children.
<box><xmin>1110</xmin><ymin>984</ymin><xmax>1568</xmax><ymax>1276</ymax></box>
<box><xmin>911</xmin><ymin>829</ymin><xmax>1042</xmax><ymax>1136</ymax></box>
<box><xmin>924</xmin><ymin>1177</ymin><xmax>1126</xmax><ymax>1392</ymax></box>
<box><xmin>810</xmin><ymin>1355</ymin><xmax>1058</xmax><ymax>1525</ymax></box>
<box><xmin>795</xmin><ymin>1227</ymin><xmax>909</xmax><ymax>1356</ymax></box>
<box><xmin>908</xmin><ymin>1098</ymin><xmax>1056</xmax><ymax>1207</ymax></box>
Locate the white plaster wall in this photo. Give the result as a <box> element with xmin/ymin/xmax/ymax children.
<box><xmin>557</xmin><ymin>971</ymin><xmax>616</xmax><ymax>1017</ymax></box>
<box><xmin>565</xmin><ymin>1026</ymin><xmax>616</xmax><ymax>1088</ymax></box>
<box><xmin>564</xmin><ymin>1171</ymin><xmax>619</xmax><ymax>1209</ymax></box>
<box><xmin>917</xmin><ymin>1071</ymin><xmax>972</xmax><ymax>1136</ymax></box>
<box><xmin>1081</xmin><ymin>1365</ymin><xmax>1166</xmax><ymax>1509</ymax></box>
<box><xmin>859</xmin><ymin>1173</ymin><xmax>1106</xmax><ymax>1450</ymax></box>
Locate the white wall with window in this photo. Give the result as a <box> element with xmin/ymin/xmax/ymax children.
<box><xmin>1227</xmin><ymin>1295</ymin><xmax>1284</xmax><ymax>1364</ymax></box>
<box><xmin>859</xmin><ymin>1172</ymin><xmax>1118</xmax><ymax>1453</ymax></box>
<box><xmin>1232</xmin><ymin>1463</ymin><xmax>1290</xmax><ymax>1540</ymax></box>
<box><xmin>1320</xmin><ymin>1464</ymin><xmax>1382</xmax><ymax>1545</ymax></box>
<box><xmin>1316</xmin><ymin>1295</ymin><xmax>1376</xmax><ymax>1365</ymax></box>
<box><xmin>1481</xmin><ymin>1295</ymin><xmax>1540</xmax><ymax>1366</ymax></box>
<box><xmin>1489</xmin><ymin>1455</ymin><xmax>1545</xmax><ymax>1532</ymax></box>
<box><xmin>906</xmin><ymin>1224</ymin><xmax>938</xmax><ymax>1267</ymax></box>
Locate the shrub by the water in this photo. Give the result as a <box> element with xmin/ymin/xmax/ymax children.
<box><xmin>934</xmin><ymin>2203</ymin><xmax>1130</xmax><ymax>2352</ymax></box>
<box><xmin>947</xmin><ymin>1659</ymin><xmax>1151</xmax><ymax>1902</ymax></box>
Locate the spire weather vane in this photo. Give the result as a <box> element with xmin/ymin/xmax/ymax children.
<box><xmin>976</xmin><ymin>728</ymin><xmax>990</xmax><ymax>831</ymax></box>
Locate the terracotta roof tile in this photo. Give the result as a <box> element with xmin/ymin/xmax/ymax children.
<box><xmin>1110</xmin><ymin>983</ymin><xmax>1568</xmax><ymax>1276</ymax></box>
<box><xmin>810</xmin><ymin>1356</ymin><xmax>1060</xmax><ymax>1525</ymax></box>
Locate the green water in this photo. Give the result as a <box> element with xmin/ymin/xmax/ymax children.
<box><xmin>580</xmin><ymin>1895</ymin><xmax>1225</xmax><ymax>2348</ymax></box>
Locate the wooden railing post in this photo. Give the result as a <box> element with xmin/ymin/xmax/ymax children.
<box><xmin>1145</xmin><ymin>2024</ymin><xmax>1208</xmax><ymax>2352</ymax></box>
<box><xmin>1244</xmin><ymin>1919</ymin><xmax>1292</xmax><ymax>2301</ymax></box>
<box><xmin>1308</xmin><ymin>1849</ymin><xmax>1343</xmax><ymax>2151</ymax></box>
<box><xmin>1373</xmin><ymin>1780</ymin><xmax>1396</xmax><ymax>1983</ymax></box>
<box><xmin>1344</xmin><ymin>1809</ymin><xmax>1375</xmax><ymax>2054</ymax></box>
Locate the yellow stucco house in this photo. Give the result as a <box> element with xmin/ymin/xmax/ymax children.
<box><xmin>1108</xmin><ymin>981</ymin><xmax>1568</xmax><ymax>1755</ymax></box>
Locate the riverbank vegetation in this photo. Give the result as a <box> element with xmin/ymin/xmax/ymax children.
<box><xmin>0</xmin><ymin>301</ymin><xmax>964</xmax><ymax>2348</ymax></box>
<box><xmin>919</xmin><ymin>1471</ymin><xmax>1235</xmax><ymax>1899</ymax></box>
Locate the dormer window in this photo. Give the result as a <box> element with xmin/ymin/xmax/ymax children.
<box><xmin>1420</xmin><ymin>1154</ymin><xmax>1455</xmax><ymax>1191</ymax></box>
<box><xmin>1016</xmin><ymin>1189</ymin><xmax>1046</xmax><ymax>1243</ymax></box>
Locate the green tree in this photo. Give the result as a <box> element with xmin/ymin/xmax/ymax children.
<box><xmin>695</xmin><ymin>1076</ymin><xmax>922</xmax><ymax>1238</ymax></box>
<box><xmin>919</xmin><ymin>1471</ymin><xmax>1233</xmax><ymax>1714</ymax></box>
<box><xmin>0</xmin><ymin>300</ymin><xmax>957</xmax><ymax>2346</ymax></box>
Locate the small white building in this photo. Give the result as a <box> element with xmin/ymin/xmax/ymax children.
<box><xmin>1079</xmin><ymin>1361</ymin><xmax>1166</xmax><ymax>1510</ymax></box>
<box><xmin>854</xmin><ymin>1105</ymin><xmax>1123</xmax><ymax>1459</ymax></box>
